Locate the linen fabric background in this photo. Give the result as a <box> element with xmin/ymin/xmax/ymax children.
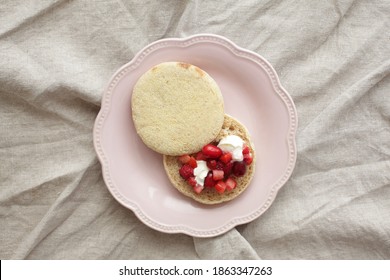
<box><xmin>1</xmin><ymin>0</ymin><xmax>389</xmax><ymax>259</ymax></box>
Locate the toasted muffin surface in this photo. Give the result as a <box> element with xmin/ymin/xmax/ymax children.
<box><xmin>163</xmin><ymin>114</ymin><xmax>255</xmax><ymax>204</ymax></box>
<box><xmin>131</xmin><ymin>62</ymin><xmax>224</xmax><ymax>156</ymax></box>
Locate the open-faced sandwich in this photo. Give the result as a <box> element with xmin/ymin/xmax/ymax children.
<box><xmin>163</xmin><ymin>114</ymin><xmax>255</xmax><ymax>204</ymax></box>
<box><xmin>131</xmin><ymin>62</ymin><xmax>255</xmax><ymax>204</ymax></box>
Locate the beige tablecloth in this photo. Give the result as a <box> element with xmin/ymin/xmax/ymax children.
<box><xmin>1</xmin><ymin>0</ymin><xmax>389</xmax><ymax>259</ymax></box>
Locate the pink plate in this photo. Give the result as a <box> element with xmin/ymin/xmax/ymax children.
<box><xmin>93</xmin><ymin>34</ymin><xmax>297</xmax><ymax>237</ymax></box>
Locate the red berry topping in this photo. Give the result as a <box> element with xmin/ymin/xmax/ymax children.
<box><xmin>223</xmin><ymin>161</ymin><xmax>233</xmax><ymax>178</ymax></box>
<box><xmin>215</xmin><ymin>161</ymin><xmax>224</xmax><ymax>171</ymax></box>
<box><xmin>232</xmin><ymin>161</ymin><xmax>246</xmax><ymax>177</ymax></box>
<box><xmin>225</xmin><ymin>177</ymin><xmax>237</xmax><ymax>191</ymax></box>
<box><xmin>202</xmin><ymin>144</ymin><xmax>222</xmax><ymax>158</ymax></box>
<box><xmin>178</xmin><ymin>154</ymin><xmax>191</xmax><ymax>164</ymax></box>
<box><xmin>207</xmin><ymin>159</ymin><xmax>217</xmax><ymax>169</ymax></box>
<box><xmin>204</xmin><ymin>171</ymin><xmax>216</xmax><ymax>188</ymax></box>
<box><xmin>212</xmin><ymin>169</ymin><xmax>224</xmax><ymax>181</ymax></box>
<box><xmin>186</xmin><ymin>176</ymin><xmax>197</xmax><ymax>187</ymax></box>
<box><xmin>188</xmin><ymin>156</ymin><xmax>197</xmax><ymax>168</ymax></box>
<box><xmin>243</xmin><ymin>152</ymin><xmax>253</xmax><ymax>165</ymax></box>
<box><xmin>219</xmin><ymin>152</ymin><xmax>232</xmax><ymax>164</ymax></box>
<box><xmin>195</xmin><ymin>151</ymin><xmax>207</xmax><ymax>161</ymax></box>
<box><xmin>193</xmin><ymin>184</ymin><xmax>204</xmax><ymax>194</ymax></box>
<box><xmin>242</xmin><ymin>144</ymin><xmax>250</xmax><ymax>155</ymax></box>
<box><xmin>179</xmin><ymin>164</ymin><xmax>194</xmax><ymax>179</ymax></box>
<box><xmin>215</xmin><ymin>180</ymin><xmax>226</xmax><ymax>194</ymax></box>
<box><xmin>179</xmin><ymin>138</ymin><xmax>252</xmax><ymax>195</ymax></box>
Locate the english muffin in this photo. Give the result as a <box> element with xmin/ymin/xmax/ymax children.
<box><xmin>163</xmin><ymin>114</ymin><xmax>255</xmax><ymax>204</ymax></box>
<box><xmin>131</xmin><ymin>62</ymin><xmax>224</xmax><ymax>156</ymax></box>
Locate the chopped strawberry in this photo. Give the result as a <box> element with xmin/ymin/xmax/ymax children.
<box><xmin>202</xmin><ymin>144</ymin><xmax>222</xmax><ymax>158</ymax></box>
<box><xmin>179</xmin><ymin>164</ymin><xmax>194</xmax><ymax>179</ymax></box>
<box><xmin>212</xmin><ymin>169</ymin><xmax>224</xmax><ymax>181</ymax></box>
<box><xmin>178</xmin><ymin>154</ymin><xmax>191</xmax><ymax>164</ymax></box>
<box><xmin>186</xmin><ymin>176</ymin><xmax>197</xmax><ymax>187</ymax></box>
<box><xmin>243</xmin><ymin>152</ymin><xmax>253</xmax><ymax>165</ymax></box>
<box><xmin>207</xmin><ymin>159</ymin><xmax>217</xmax><ymax>169</ymax></box>
<box><xmin>204</xmin><ymin>172</ymin><xmax>216</xmax><ymax>188</ymax></box>
<box><xmin>193</xmin><ymin>184</ymin><xmax>204</xmax><ymax>194</ymax></box>
<box><xmin>223</xmin><ymin>161</ymin><xmax>233</xmax><ymax>178</ymax></box>
<box><xmin>225</xmin><ymin>177</ymin><xmax>237</xmax><ymax>191</ymax></box>
<box><xmin>242</xmin><ymin>144</ymin><xmax>250</xmax><ymax>155</ymax></box>
<box><xmin>188</xmin><ymin>156</ymin><xmax>197</xmax><ymax>168</ymax></box>
<box><xmin>232</xmin><ymin>161</ymin><xmax>246</xmax><ymax>177</ymax></box>
<box><xmin>214</xmin><ymin>180</ymin><xmax>226</xmax><ymax>194</ymax></box>
<box><xmin>196</xmin><ymin>151</ymin><xmax>208</xmax><ymax>161</ymax></box>
<box><xmin>219</xmin><ymin>152</ymin><xmax>232</xmax><ymax>164</ymax></box>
